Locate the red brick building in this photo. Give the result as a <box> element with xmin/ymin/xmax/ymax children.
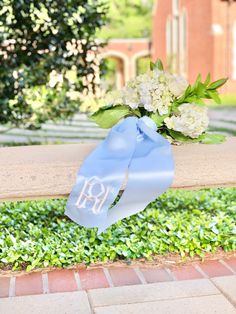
<box><xmin>152</xmin><ymin>0</ymin><xmax>236</xmax><ymax>93</ymax></box>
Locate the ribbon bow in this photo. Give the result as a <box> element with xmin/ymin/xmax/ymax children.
<box><xmin>65</xmin><ymin>116</ymin><xmax>174</xmax><ymax>234</ymax></box>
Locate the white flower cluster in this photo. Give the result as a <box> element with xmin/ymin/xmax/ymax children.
<box><xmin>107</xmin><ymin>70</ymin><xmax>188</xmax><ymax>116</ymax></box>
<box><xmin>104</xmin><ymin>68</ymin><xmax>210</xmax><ymax>139</ymax></box>
<box><xmin>164</xmin><ymin>103</ymin><xmax>209</xmax><ymax>138</ymax></box>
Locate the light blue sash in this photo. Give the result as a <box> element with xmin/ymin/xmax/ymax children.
<box><xmin>65</xmin><ymin>116</ymin><xmax>174</xmax><ymax>234</ymax></box>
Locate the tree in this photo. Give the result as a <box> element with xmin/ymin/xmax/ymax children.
<box><xmin>0</xmin><ymin>0</ymin><xmax>107</xmax><ymax>129</ymax></box>
<box><xmin>98</xmin><ymin>0</ymin><xmax>153</xmax><ymax>39</ymax></box>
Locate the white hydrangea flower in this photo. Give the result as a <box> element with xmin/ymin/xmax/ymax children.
<box><xmin>168</xmin><ymin>75</ymin><xmax>188</xmax><ymax>97</ymax></box>
<box><xmin>136</xmin><ymin>73</ymin><xmax>150</xmax><ymax>83</ymax></box>
<box><xmin>152</xmin><ymin>69</ymin><xmax>163</xmax><ymax>79</ymax></box>
<box><xmin>122</xmin><ymin>86</ymin><xmax>139</xmax><ymax>109</ymax></box>
<box><xmin>106</xmin><ymin>70</ymin><xmax>189</xmax><ymax>116</ymax></box>
<box><xmin>164</xmin><ymin>103</ymin><xmax>209</xmax><ymax>138</ymax></box>
<box><xmin>105</xmin><ymin>90</ymin><xmax>123</xmax><ymax>106</ymax></box>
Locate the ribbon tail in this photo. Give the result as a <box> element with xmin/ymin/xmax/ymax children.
<box><xmin>65</xmin><ymin>117</ymin><xmax>138</xmax><ymax>230</ymax></box>
<box><xmin>98</xmin><ymin>126</ymin><xmax>174</xmax><ymax>234</ymax></box>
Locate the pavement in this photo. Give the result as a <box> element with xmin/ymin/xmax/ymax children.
<box><xmin>1</xmin><ymin>276</ymin><xmax>236</xmax><ymax>314</ymax></box>
<box><xmin>0</xmin><ymin>108</ymin><xmax>235</xmax><ymax>145</ymax></box>
<box><xmin>1</xmin><ymin>257</ymin><xmax>236</xmax><ymax>313</ymax></box>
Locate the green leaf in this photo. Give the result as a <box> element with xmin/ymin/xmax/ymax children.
<box><xmin>207</xmin><ymin>90</ymin><xmax>221</xmax><ymax>104</ymax></box>
<box><xmin>168</xmin><ymin>130</ymin><xmax>199</xmax><ymax>143</ymax></box>
<box><xmin>194</xmin><ymin>98</ymin><xmax>206</xmax><ymax>106</ymax></box>
<box><xmin>204</xmin><ymin>73</ymin><xmax>211</xmax><ymax>86</ymax></box>
<box><xmin>150</xmin><ymin>59</ymin><xmax>164</xmax><ymax>71</ymax></box>
<box><xmin>90</xmin><ymin>105</ymin><xmax>131</xmax><ymax>128</ymax></box>
<box><xmin>131</xmin><ymin>108</ymin><xmax>141</xmax><ymax>117</ymax></box>
<box><xmin>156</xmin><ymin>59</ymin><xmax>164</xmax><ymax>71</ymax></box>
<box><xmin>26</xmin><ymin>265</ymin><xmax>34</xmax><ymax>272</ymax></box>
<box><xmin>184</xmin><ymin>84</ymin><xmax>192</xmax><ymax>97</ymax></box>
<box><xmin>176</xmin><ymin>85</ymin><xmax>192</xmax><ymax>104</ymax></box>
<box><xmin>150</xmin><ymin>62</ymin><xmax>155</xmax><ymax>70</ymax></box>
<box><xmin>195</xmin><ymin>82</ymin><xmax>206</xmax><ymax>97</ymax></box>
<box><xmin>193</xmin><ymin>74</ymin><xmax>202</xmax><ymax>90</ymax></box>
<box><xmin>208</xmin><ymin>78</ymin><xmax>228</xmax><ymax>90</ymax></box>
<box><xmin>184</xmin><ymin>95</ymin><xmax>200</xmax><ymax>103</ymax></box>
<box><xmin>150</xmin><ymin>112</ymin><xmax>168</xmax><ymax>127</ymax></box>
<box><xmin>199</xmin><ymin>133</ymin><xmax>226</xmax><ymax>144</ymax></box>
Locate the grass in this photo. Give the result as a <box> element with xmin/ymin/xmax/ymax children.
<box><xmin>209</xmin><ymin>127</ymin><xmax>236</xmax><ymax>136</ymax></box>
<box><xmin>208</xmin><ymin>94</ymin><xmax>236</xmax><ymax>108</ymax></box>
<box><xmin>221</xmin><ymin>120</ymin><xmax>236</xmax><ymax>125</ymax></box>
<box><xmin>0</xmin><ymin>188</ymin><xmax>235</xmax><ymax>272</ymax></box>
<box><xmin>220</xmin><ymin>94</ymin><xmax>236</xmax><ymax>106</ymax></box>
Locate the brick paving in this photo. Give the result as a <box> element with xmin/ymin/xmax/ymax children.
<box><xmin>198</xmin><ymin>260</ymin><xmax>233</xmax><ymax>278</ymax></box>
<box><xmin>2</xmin><ymin>277</ymin><xmax>235</xmax><ymax>314</ymax></box>
<box><xmin>15</xmin><ymin>272</ymin><xmax>43</xmax><ymax>297</ymax></box>
<box><xmin>108</xmin><ymin>267</ymin><xmax>141</xmax><ymax>287</ymax></box>
<box><xmin>0</xmin><ymin>277</ymin><xmax>10</xmax><ymax>298</ymax></box>
<box><xmin>223</xmin><ymin>257</ymin><xmax>236</xmax><ymax>273</ymax></box>
<box><xmin>0</xmin><ymin>257</ymin><xmax>235</xmax><ymax>298</ymax></box>
<box><xmin>171</xmin><ymin>264</ymin><xmax>203</xmax><ymax>281</ymax></box>
<box><xmin>47</xmin><ymin>269</ymin><xmax>78</xmax><ymax>293</ymax></box>
<box><xmin>140</xmin><ymin>267</ymin><xmax>172</xmax><ymax>283</ymax></box>
<box><xmin>78</xmin><ymin>268</ymin><xmax>110</xmax><ymax>290</ymax></box>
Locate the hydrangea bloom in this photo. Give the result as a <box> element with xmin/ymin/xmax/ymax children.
<box><xmin>91</xmin><ymin>59</ymin><xmax>227</xmax><ymax>144</ymax></box>
<box><xmin>164</xmin><ymin>103</ymin><xmax>209</xmax><ymax>138</ymax></box>
<box><xmin>108</xmin><ymin>70</ymin><xmax>188</xmax><ymax>116</ymax></box>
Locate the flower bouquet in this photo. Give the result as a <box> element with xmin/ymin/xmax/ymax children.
<box><xmin>91</xmin><ymin>59</ymin><xmax>227</xmax><ymax>144</ymax></box>
<box><xmin>65</xmin><ymin>60</ymin><xmax>227</xmax><ymax>233</ymax></box>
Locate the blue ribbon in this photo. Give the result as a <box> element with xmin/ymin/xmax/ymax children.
<box><xmin>65</xmin><ymin>116</ymin><xmax>174</xmax><ymax>234</ymax></box>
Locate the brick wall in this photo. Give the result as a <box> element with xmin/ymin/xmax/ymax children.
<box><xmin>181</xmin><ymin>0</ymin><xmax>213</xmax><ymax>83</ymax></box>
<box><xmin>152</xmin><ymin>0</ymin><xmax>236</xmax><ymax>93</ymax></box>
<box><xmin>212</xmin><ymin>0</ymin><xmax>236</xmax><ymax>93</ymax></box>
<box><xmin>151</xmin><ymin>0</ymin><xmax>172</xmax><ymax>67</ymax></box>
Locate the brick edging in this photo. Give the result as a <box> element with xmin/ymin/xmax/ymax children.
<box><xmin>0</xmin><ymin>258</ymin><xmax>235</xmax><ymax>298</ymax></box>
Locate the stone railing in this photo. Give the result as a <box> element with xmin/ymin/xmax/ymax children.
<box><xmin>0</xmin><ymin>137</ymin><xmax>236</xmax><ymax>202</ymax></box>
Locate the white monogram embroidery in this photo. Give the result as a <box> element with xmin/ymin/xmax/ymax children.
<box><xmin>75</xmin><ymin>177</ymin><xmax>110</xmax><ymax>214</ymax></box>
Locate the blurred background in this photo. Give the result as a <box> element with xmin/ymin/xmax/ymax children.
<box><xmin>0</xmin><ymin>0</ymin><xmax>235</xmax><ymax>146</ymax></box>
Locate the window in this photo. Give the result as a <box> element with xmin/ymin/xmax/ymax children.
<box><xmin>166</xmin><ymin>16</ymin><xmax>172</xmax><ymax>69</ymax></box>
<box><xmin>233</xmin><ymin>22</ymin><xmax>236</xmax><ymax>80</ymax></box>
<box><xmin>171</xmin><ymin>12</ymin><xmax>179</xmax><ymax>73</ymax></box>
<box><xmin>167</xmin><ymin>1</ymin><xmax>186</xmax><ymax>74</ymax></box>
<box><xmin>172</xmin><ymin>0</ymin><xmax>179</xmax><ymax>16</ymax></box>
<box><xmin>179</xmin><ymin>10</ymin><xmax>187</xmax><ymax>76</ymax></box>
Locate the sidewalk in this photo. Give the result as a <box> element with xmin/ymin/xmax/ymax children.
<box><xmin>0</xmin><ymin>276</ymin><xmax>236</xmax><ymax>313</ymax></box>
<box><xmin>0</xmin><ymin>258</ymin><xmax>236</xmax><ymax>313</ymax></box>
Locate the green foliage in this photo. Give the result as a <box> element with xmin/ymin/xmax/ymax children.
<box><xmin>217</xmin><ymin>94</ymin><xmax>236</xmax><ymax>107</ymax></box>
<box><xmin>91</xmin><ymin>105</ymin><xmax>131</xmax><ymax>128</ymax></box>
<box><xmin>0</xmin><ymin>188</ymin><xmax>235</xmax><ymax>271</ymax></box>
<box><xmin>168</xmin><ymin>130</ymin><xmax>199</xmax><ymax>143</ymax></box>
<box><xmin>102</xmin><ymin>58</ymin><xmax>118</xmax><ymax>91</ymax></box>
<box><xmin>198</xmin><ymin>133</ymin><xmax>226</xmax><ymax>145</ymax></box>
<box><xmin>176</xmin><ymin>74</ymin><xmax>228</xmax><ymax>106</ymax></box>
<box><xmin>136</xmin><ymin>56</ymin><xmax>152</xmax><ymax>75</ymax></box>
<box><xmin>167</xmin><ymin>130</ymin><xmax>226</xmax><ymax>145</ymax></box>
<box><xmin>98</xmin><ymin>0</ymin><xmax>153</xmax><ymax>39</ymax></box>
<box><xmin>0</xmin><ymin>0</ymin><xmax>107</xmax><ymax>129</ymax></box>
<box><xmin>209</xmin><ymin>126</ymin><xmax>236</xmax><ymax>137</ymax></box>
<box><xmin>91</xmin><ymin>59</ymin><xmax>228</xmax><ymax>144</ymax></box>
<box><xmin>150</xmin><ymin>59</ymin><xmax>164</xmax><ymax>71</ymax></box>
<box><xmin>150</xmin><ymin>112</ymin><xmax>169</xmax><ymax>127</ymax></box>
<box><xmin>166</xmin><ymin>73</ymin><xmax>228</xmax><ymax>144</ymax></box>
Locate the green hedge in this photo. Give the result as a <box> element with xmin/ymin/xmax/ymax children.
<box><xmin>0</xmin><ymin>188</ymin><xmax>235</xmax><ymax>271</ymax></box>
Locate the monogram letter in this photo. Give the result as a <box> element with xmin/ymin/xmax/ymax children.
<box><xmin>75</xmin><ymin>177</ymin><xmax>109</xmax><ymax>214</ymax></box>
